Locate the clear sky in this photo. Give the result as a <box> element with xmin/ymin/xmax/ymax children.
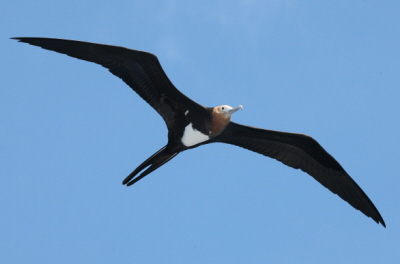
<box><xmin>2</xmin><ymin>1</ymin><xmax>399</xmax><ymax>263</ymax></box>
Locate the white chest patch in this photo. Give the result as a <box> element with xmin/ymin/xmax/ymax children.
<box><xmin>181</xmin><ymin>123</ymin><xmax>210</xmax><ymax>147</ymax></box>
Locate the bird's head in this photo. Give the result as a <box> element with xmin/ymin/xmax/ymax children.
<box><xmin>214</xmin><ymin>105</ymin><xmax>243</xmax><ymax>118</ymax></box>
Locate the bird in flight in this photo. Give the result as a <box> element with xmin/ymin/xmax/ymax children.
<box><xmin>12</xmin><ymin>37</ymin><xmax>385</xmax><ymax>227</ymax></box>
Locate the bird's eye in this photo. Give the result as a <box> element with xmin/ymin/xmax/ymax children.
<box><xmin>221</xmin><ymin>107</ymin><xmax>225</xmax><ymax>110</ymax></box>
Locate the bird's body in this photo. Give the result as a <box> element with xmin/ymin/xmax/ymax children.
<box><xmin>12</xmin><ymin>37</ymin><xmax>385</xmax><ymax>227</ymax></box>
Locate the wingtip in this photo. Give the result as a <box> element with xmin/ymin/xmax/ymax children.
<box><xmin>371</xmin><ymin>214</ymin><xmax>385</xmax><ymax>228</ymax></box>
<box><xmin>10</xmin><ymin>37</ymin><xmax>29</xmax><ymax>43</ymax></box>
<box><xmin>372</xmin><ymin>209</ymin><xmax>386</xmax><ymax>228</ymax></box>
<box><xmin>11</xmin><ymin>37</ymin><xmax>47</xmax><ymax>43</ymax></box>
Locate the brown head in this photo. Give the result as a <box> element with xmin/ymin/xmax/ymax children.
<box><xmin>211</xmin><ymin>105</ymin><xmax>243</xmax><ymax>136</ymax></box>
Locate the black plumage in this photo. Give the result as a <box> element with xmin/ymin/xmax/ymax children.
<box><xmin>12</xmin><ymin>37</ymin><xmax>385</xmax><ymax>227</ymax></box>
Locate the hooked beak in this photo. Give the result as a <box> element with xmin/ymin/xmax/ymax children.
<box><xmin>228</xmin><ymin>105</ymin><xmax>243</xmax><ymax>115</ymax></box>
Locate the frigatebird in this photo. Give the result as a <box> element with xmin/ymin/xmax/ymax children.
<box><xmin>12</xmin><ymin>37</ymin><xmax>385</xmax><ymax>227</ymax></box>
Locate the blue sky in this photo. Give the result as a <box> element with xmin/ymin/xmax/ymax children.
<box><xmin>2</xmin><ymin>1</ymin><xmax>399</xmax><ymax>263</ymax></box>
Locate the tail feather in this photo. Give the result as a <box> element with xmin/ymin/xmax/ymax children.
<box><xmin>122</xmin><ymin>146</ymin><xmax>179</xmax><ymax>186</ymax></box>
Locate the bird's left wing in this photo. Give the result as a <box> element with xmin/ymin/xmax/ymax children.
<box><xmin>210</xmin><ymin>121</ymin><xmax>385</xmax><ymax>226</ymax></box>
<box><xmin>12</xmin><ymin>37</ymin><xmax>205</xmax><ymax>129</ymax></box>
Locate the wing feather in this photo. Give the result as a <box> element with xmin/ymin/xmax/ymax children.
<box><xmin>212</xmin><ymin>122</ymin><xmax>385</xmax><ymax>226</ymax></box>
<box><xmin>12</xmin><ymin>37</ymin><xmax>204</xmax><ymax>129</ymax></box>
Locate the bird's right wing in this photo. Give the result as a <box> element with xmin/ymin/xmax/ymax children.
<box><xmin>210</xmin><ymin>121</ymin><xmax>385</xmax><ymax>226</ymax></box>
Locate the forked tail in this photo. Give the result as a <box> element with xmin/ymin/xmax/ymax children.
<box><xmin>122</xmin><ymin>146</ymin><xmax>179</xmax><ymax>186</ymax></box>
